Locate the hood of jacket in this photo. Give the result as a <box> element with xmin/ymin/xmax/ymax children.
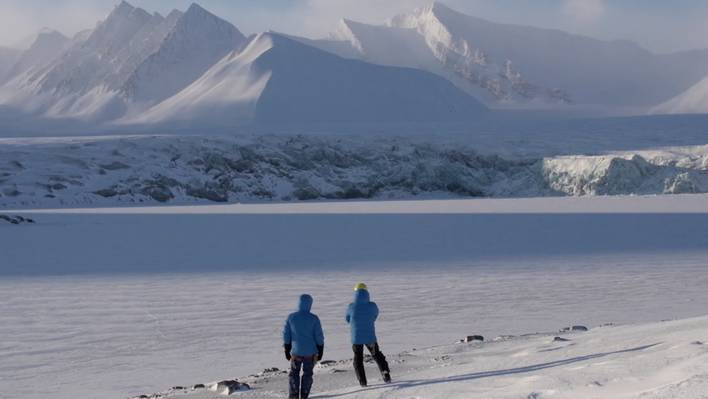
<box><xmin>354</xmin><ymin>289</ymin><xmax>370</xmax><ymax>304</ymax></box>
<box><xmin>298</xmin><ymin>294</ymin><xmax>313</xmax><ymax>312</ymax></box>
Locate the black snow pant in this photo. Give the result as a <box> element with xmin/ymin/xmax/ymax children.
<box><xmin>352</xmin><ymin>342</ymin><xmax>390</xmax><ymax>386</ymax></box>
<box><xmin>289</xmin><ymin>356</ymin><xmax>315</xmax><ymax>399</ymax></box>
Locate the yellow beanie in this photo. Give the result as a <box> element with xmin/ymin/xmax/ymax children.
<box><xmin>354</xmin><ymin>282</ymin><xmax>368</xmax><ymax>291</ymax></box>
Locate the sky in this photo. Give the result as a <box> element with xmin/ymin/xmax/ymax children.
<box><xmin>1</xmin><ymin>0</ymin><xmax>707</xmax><ymax>54</ymax></box>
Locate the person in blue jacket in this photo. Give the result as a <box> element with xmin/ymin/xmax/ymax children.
<box><xmin>283</xmin><ymin>294</ymin><xmax>325</xmax><ymax>399</ymax></box>
<box><xmin>345</xmin><ymin>283</ymin><xmax>391</xmax><ymax>387</ymax></box>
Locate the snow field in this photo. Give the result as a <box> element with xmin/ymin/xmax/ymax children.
<box><xmin>3</xmin><ymin>194</ymin><xmax>708</xmax><ymax>398</ymax></box>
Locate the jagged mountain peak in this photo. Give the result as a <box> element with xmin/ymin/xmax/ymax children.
<box><xmin>113</xmin><ymin>0</ymin><xmax>136</xmax><ymax>14</ymax></box>
<box><xmin>27</xmin><ymin>29</ymin><xmax>69</xmax><ymax>48</ymax></box>
<box><xmin>166</xmin><ymin>9</ymin><xmax>184</xmax><ymax>21</ymax></box>
<box><xmin>424</xmin><ymin>1</ymin><xmax>454</xmax><ymax>14</ymax></box>
<box><xmin>182</xmin><ymin>2</ymin><xmax>223</xmax><ymax>22</ymax></box>
<box><xmin>107</xmin><ymin>0</ymin><xmax>150</xmax><ymax>21</ymax></box>
<box><xmin>186</xmin><ymin>2</ymin><xmax>209</xmax><ymax>14</ymax></box>
<box><xmin>37</xmin><ymin>27</ymin><xmax>61</xmax><ymax>35</ymax></box>
<box><xmin>120</xmin><ymin>1</ymin><xmax>246</xmax><ymax>105</ymax></box>
<box><xmin>172</xmin><ymin>2</ymin><xmax>244</xmax><ymax>40</ymax></box>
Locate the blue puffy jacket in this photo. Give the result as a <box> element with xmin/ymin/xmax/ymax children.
<box><xmin>283</xmin><ymin>294</ymin><xmax>325</xmax><ymax>356</ymax></box>
<box><xmin>345</xmin><ymin>289</ymin><xmax>379</xmax><ymax>345</ymax></box>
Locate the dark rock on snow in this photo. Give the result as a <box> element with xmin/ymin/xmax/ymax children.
<box><xmin>464</xmin><ymin>335</ymin><xmax>484</xmax><ymax>342</ymax></box>
<box><xmin>318</xmin><ymin>360</ymin><xmax>337</xmax><ymax>366</ymax></box>
<box><xmin>211</xmin><ymin>380</ymin><xmax>250</xmax><ymax>394</ymax></box>
<box><xmin>561</xmin><ymin>325</ymin><xmax>589</xmax><ymax>332</ymax></box>
<box><xmin>0</xmin><ymin>214</ymin><xmax>35</xmax><ymax>225</ymax></box>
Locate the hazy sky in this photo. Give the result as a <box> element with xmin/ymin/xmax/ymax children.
<box><xmin>2</xmin><ymin>0</ymin><xmax>707</xmax><ymax>54</ymax></box>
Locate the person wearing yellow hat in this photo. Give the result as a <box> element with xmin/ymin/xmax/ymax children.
<box><xmin>354</xmin><ymin>282</ymin><xmax>368</xmax><ymax>291</ymax></box>
<box><xmin>345</xmin><ymin>283</ymin><xmax>391</xmax><ymax>387</ymax></box>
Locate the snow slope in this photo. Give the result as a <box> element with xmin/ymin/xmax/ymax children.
<box><xmin>145</xmin><ymin>316</ymin><xmax>708</xmax><ymax>399</ymax></box>
<box><xmin>130</xmin><ymin>33</ymin><xmax>487</xmax><ymax>127</ymax></box>
<box><xmin>389</xmin><ymin>2</ymin><xmax>708</xmax><ymax>107</ymax></box>
<box><xmin>0</xmin><ymin>46</ymin><xmax>21</xmax><ymax>81</ymax></box>
<box><xmin>125</xmin><ymin>34</ymin><xmax>273</xmax><ymax>126</ymax></box>
<box><xmin>654</xmin><ymin>74</ymin><xmax>708</xmax><ymax>114</ymax></box>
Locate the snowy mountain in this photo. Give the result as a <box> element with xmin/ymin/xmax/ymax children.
<box><xmin>653</xmin><ymin>74</ymin><xmax>708</xmax><ymax>114</ymax></box>
<box><xmin>332</xmin><ymin>17</ymin><xmax>569</xmax><ymax>105</ymax></box>
<box><xmin>3</xmin><ymin>0</ymin><xmax>708</xmax><ymax>128</ymax></box>
<box><xmin>386</xmin><ymin>2</ymin><xmax>708</xmax><ymax>108</ymax></box>
<box><xmin>121</xmin><ymin>3</ymin><xmax>246</xmax><ymax>107</ymax></box>
<box><xmin>4</xmin><ymin>29</ymin><xmax>71</xmax><ymax>82</ymax></box>
<box><xmin>129</xmin><ymin>32</ymin><xmax>487</xmax><ymax>127</ymax></box>
<box><xmin>0</xmin><ymin>47</ymin><xmax>21</xmax><ymax>82</ymax></box>
<box><xmin>0</xmin><ymin>1</ymin><xmax>245</xmax><ymax>122</ymax></box>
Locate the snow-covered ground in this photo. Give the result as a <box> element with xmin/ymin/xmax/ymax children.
<box><xmin>2</xmin><ymin>195</ymin><xmax>708</xmax><ymax>399</ymax></box>
<box><xmin>151</xmin><ymin>316</ymin><xmax>708</xmax><ymax>399</ymax></box>
<box><xmin>4</xmin><ymin>133</ymin><xmax>708</xmax><ymax>209</ymax></box>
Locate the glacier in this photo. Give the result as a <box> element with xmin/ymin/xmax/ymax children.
<box><xmin>2</xmin><ymin>134</ymin><xmax>708</xmax><ymax>209</ymax></box>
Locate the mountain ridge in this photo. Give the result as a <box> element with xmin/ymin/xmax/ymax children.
<box><xmin>1</xmin><ymin>0</ymin><xmax>708</xmax><ymax>128</ymax></box>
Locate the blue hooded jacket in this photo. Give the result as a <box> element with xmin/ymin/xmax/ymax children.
<box><xmin>283</xmin><ymin>294</ymin><xmax>325</xmax><ymax>356</ymax></box>
<box><xmin>345</xmin><ymin>289</ymin><xmax>379</xmax><ymax>345</ymax></box>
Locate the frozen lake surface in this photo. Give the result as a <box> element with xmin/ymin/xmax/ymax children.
<box><xmin>2</xmin><ymin>196</ymin><xmax>708</xmax><ymax>399</ymax></box>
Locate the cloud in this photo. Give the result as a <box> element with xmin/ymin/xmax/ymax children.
<box><xmin>0</xmin><ymin>1</ymin><xmax>106</xmax><ymax>47</ymax></box>
<box><xmin>562</xmin><ymin>0</ymin><xmax>606</xmax><ymax>23</ymax></box>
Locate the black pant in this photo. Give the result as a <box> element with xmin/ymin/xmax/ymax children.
<box><xmin>289</xmin><ymin>356</ymin><xmax>315</xmax><ymax>398</ymax></box>
<box><xmin>352</xmin><ymin>342</ymin><xmax>390</xmax><ymax>386</ymax></box>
